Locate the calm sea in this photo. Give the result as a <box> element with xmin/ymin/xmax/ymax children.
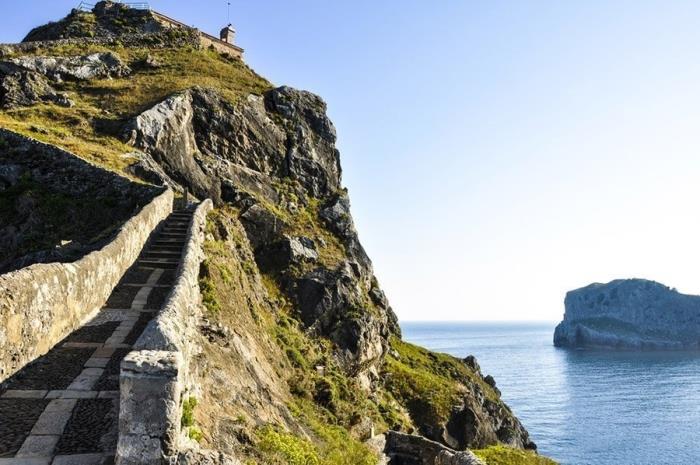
<box><xmin>401</xmin><ymin>321</ymin><xmax>700</xmax><ymax>465</ymax></box>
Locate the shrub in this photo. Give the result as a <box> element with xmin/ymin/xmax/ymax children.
<box><xmin>257</xmin><ymin>427</ymin><xmax>321</xmax><ymax>465</ymax></box>
<box><xmin>181</xmin><ymin>396</ymin><xmax>198</xmax><ymax>428</ymax></box>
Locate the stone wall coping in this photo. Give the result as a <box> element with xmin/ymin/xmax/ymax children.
<box><xmin>134</xmin><ymin>198</ymin><xmax>213</xmax><ymax>353</ymax></box>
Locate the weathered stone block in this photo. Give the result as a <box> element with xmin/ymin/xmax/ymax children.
<box><xmin>118</xmin><ymin>350</ymin><xmax>183</xmax><ymax>465</ymax></box>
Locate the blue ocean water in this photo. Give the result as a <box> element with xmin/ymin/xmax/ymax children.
<box><xmin>400</xmin><ymin>321</ymin><xmax>700</xmax><ymax>465</ymax></box>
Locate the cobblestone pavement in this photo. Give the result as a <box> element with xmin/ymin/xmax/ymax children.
<box><xmin>0</xmin><ymin>210</ymin><xmax>193</xmax><ymax>465</ymax></box>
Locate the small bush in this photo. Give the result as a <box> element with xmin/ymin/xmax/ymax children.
<box><xmin>257</xmin><ymin>426</ymin><xmax>321</xmax><ymax>465</ymax></box>
<box><xmin>181</xmin><ymin>396</ymin><xmax>198</xmax><ymax>428</ymax></box>
<box><xmin>188</xmin><ymin>426</ymin><xmax>204</xmax><ymax>442</ymax></box>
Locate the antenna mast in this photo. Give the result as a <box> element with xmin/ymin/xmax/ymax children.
<box><xmin>227</xmin><ymin>1</ymin><xmax>231</xmax><ymax>24</ymax></box>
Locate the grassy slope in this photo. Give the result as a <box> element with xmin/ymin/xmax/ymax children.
<box><xmin>0</xmin><ymin>42</ymin><xmax>270</xmax><ymax>173</ymax></box>
<box><xmin>383</xmin><ymin>337</ymin><xmax>501</xmax><ymax>431</ymax></box>
<box><xmin>197</xmin><ymin>208</ymin><xmax>385</xmax><ymax>465</ymax></box>
<box><xmin>474</xmin><ymin>446</ymin><xmax>559</xmax><ymax>465</ymax></box>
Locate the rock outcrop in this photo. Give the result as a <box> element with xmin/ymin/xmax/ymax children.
<box><xmin>11</xmin><ymin>52</ymin><xmax>131</xmax><ymax>81</ymax></box>
<box><xmin>0</xmin><ymin>62</ymin><xmax>70</xmax><ymax>108</ymax></box>
<box><xmin>383</xmin><ymin>431</ymin><xmax>486</xmax><ymax>465</ymax></box>
<box><xmin>122</xmin><ymin>85</ymin><xmax>397</xmax><ymax>385</ymax></box>
<box><xmin>554</xmin><ymin>279</ymin><xmax>700</xmax><ymax>349</ymax></box>
<box><xmin>23</xmin><ymin>1</ymin><xmax>163</xmax><ymax>42</ymax></box>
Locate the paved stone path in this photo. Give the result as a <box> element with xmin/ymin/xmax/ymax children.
<box><xmin>0</xmin><ymin>209</ymin><xmax>194</xmax><ymax>465</ymax></box>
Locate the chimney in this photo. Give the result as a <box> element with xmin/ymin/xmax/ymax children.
<box><xmin>220</xmin><ymin>24</ymin><xmax>236</xmax><ymax>44</ymax></box>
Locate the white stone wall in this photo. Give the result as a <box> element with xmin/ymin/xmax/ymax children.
<box><xmin>117</xmin><ymin>199</ymin><xmax>213</xmax><ymax>465</ymax></box>
<box><xmin>0</xmin><ymin>188</ymin><xmax>174</xmax><ymax>382</ymax></box>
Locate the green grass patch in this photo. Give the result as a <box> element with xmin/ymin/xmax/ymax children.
<box><xmin>383</xmin><ymin>337</ymin><xmax>500</xmax><ymax>430</ymax></box>
<box><xmin>0</xmin><ymin>45</ymin><xmax>271</xmax><ymax>176</ymax></box>
<box><xmin>474</xmin><ymin>445</ymin><xmax>558</xmax><ymax>465</ymax></box>
<box><xmin>257</xmin><ymin>426</ymin><xmax>321</xmax><ymax>465</ymax></box>
<box><xmin>181</xmin><ymin>396</ymin><xmax>198</xmax><ymax>428</ymax></box>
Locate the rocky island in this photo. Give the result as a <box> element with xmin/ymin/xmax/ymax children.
<box><xmin>0</xmin><ymin>2</ymin><xmax>556</xmax><ymax>464</ymax></box>
<box><xmin>554</xmin><ymin>279</ymin><xmax>700</xmax><ymax>350</ymax></box>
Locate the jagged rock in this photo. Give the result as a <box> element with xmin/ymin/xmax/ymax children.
<box><xmin>122</xmin><ymin>90</ymin><xmax>217</xmax><ymax>200</ymax></box>
<box><xmin>554</xmin><ymin>278</ymin><xmax>700</xmax><ymax>349</ymax></box>
<box><xmin>292</xmin><ymin>262</ymin><xmax>393</xmax><ymax>381</ymax></box>
<box><xmin>255</xmin><ymin>235</ymin><xmax>318</xmax><ymax>272</ymax></box>
<box><xmin>11</xmin><ymin>52</ymin><xmax>131</xmax><ymax>81</ymax></box>
<box><xmin>0</xmin><ymin>62</ymin><xmax>61</xmax><ymax>108</ymax></box>
<box><xmin>123</xmin><ymin>86</ymin><xmax>343</xmax><ymax>202</ymax></box>
<box><xmin>124</xmin><ymin>151</ymin><xmax>178</xmax><ymax>189</ymax></box>
<box><xmin>320</xmin><ymin>192</ymin><xmax>372</xmax><ymax>271</ymax></box>
<box><xmin>384</xmin><ymin>431</ymin><xmax>486</xmax><ymax>465</ymax></box>
<box><xmin>238</xmin><ymin>204</ymin><xmax>287</xmax><ymax>251</ymax></box>
<box><xmin>266</xmin><ymin>86</ymin><xmax>342</xmax><ymax>197</ymax></box>
<box><xmin>463</xmin><ymin>355</ymin><xmax>481</xmax><ymax>373</ymax></box>
<box><xmin>425</xmin><ymin>381</ymin><xmax>533</xmax><ymax>451</ymax></box>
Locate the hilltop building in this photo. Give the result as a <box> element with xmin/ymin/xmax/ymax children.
<box><xmin>151</xmin><ymin>10</ymin><xmax>244</xmax><ymax>59</ymax></box>
<box><xmin>75</xmin><ymin>1</ymin><xmax>245</xmax><ymax>59</ymax></box>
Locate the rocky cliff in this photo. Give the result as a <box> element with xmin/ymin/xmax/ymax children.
<box><xmin>0</xmin><ymin>3</ymin><xmax>552</xmax><ymax>464</ymax></box>
<box><xmin>554</xmin><ymin>279</ymin><xmax>700</xmax><ymax>349</ymax></box>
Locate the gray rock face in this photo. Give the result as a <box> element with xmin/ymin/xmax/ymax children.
<box><xmin>383</xmin><ymin>431</ymin><xmax>486</xmax><ymax>465</ymax></box>
<box><xmin>255</xmin><ymin>235</ymin><xmax>318</xmax><ymax>272</ymax></box>
<box><xmin>554</xmin><ymin>279</ymin><xmax>700</xmax><ymax>349</ymax></box>
<box><xmin>292</xmin><ymin>262</ymin><xmax>394</xmax><ymax>380</ymax></box>
<box><xmin>11</xmin><ymin>52</ymin><xmax>131</xmax><ymax>81</ymax></box>
<box><xmin>123</xmin><ymin>85</ymin><xmax>399</xmax><ymax>381</ymax></box>
<box><xmin>123</xmin><ymin>86</ymin><xmax>342</xmax><ymax>202</ymax></box>
<box><xmin>0</xmin><ymin>62</ymin><xmax>66</xmax><ymax>108</ymax></box>
<box><xmin>123</xmin><ymin>90</ymin><xmax>216</xmax><ymax>199</ymax></box>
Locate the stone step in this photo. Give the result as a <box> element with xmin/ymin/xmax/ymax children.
<box><xmin>138</xmin><ymin>260</ymin><xmax>179</xmax><ymax>270</ymax></box>
<box><xmin>153</xmin><ymin>240</ymin><xmax>185</xmax><ymax>247</ymax></box>
<box><xmin>162</xmin><ymin>230</ymin><xmax>188</xmax><ymax>236</ymax></box>
<box><xmin>158</xmin><ymin>234</ymin><xmax>187</xmax><ymax>240</ymax></box>
<box><xmin>142</xmin><ymin>252</ymin><xmax>182</xmax><ymax>260</ymax></box>
<box><xmin>149</xmin><ymin>246</ymin><xmax>184</xmax><ymax>253</ymax></box>
<box><xmin>144</xmin><ymin>249</ymin><xmax>182</xmax><ymax>255</ymax></box>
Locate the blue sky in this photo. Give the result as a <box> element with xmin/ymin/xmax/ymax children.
<box><xmin>4</xmin><ymin>1</ymin><xmax>700</xmax><ymax>321</ymax></box>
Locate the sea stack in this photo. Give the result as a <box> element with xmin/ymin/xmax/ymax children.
<box><xmin>554</xmin><ymin>279</ymin><xmax>700</xmax><ymax>349</ymax></box>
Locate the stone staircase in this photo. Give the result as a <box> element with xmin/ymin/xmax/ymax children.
<box><xmin>0</xmin><ymin>208</ymin><xmax>195</xmax><ymax>465</ymax></box>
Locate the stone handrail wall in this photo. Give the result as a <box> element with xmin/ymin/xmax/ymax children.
<box><xmin>0</xmin><ymin>188</ymin><xmax>174</xmax><ymax>382</ymax></box>
<box><xmin>117</xmin><ymin>199</ymin><xmax>213</xmax><ymax>465</ymax></box>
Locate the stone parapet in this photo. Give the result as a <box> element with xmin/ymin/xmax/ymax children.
<box><xmin>0</xmin><ymin>181</ymin><xmax>173</xmax><ymax>382</ymax></box>
<box><xmin>117</xmin><ymin>198</ymin><xmax>212</xmax><ymax>465</ymax></box>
